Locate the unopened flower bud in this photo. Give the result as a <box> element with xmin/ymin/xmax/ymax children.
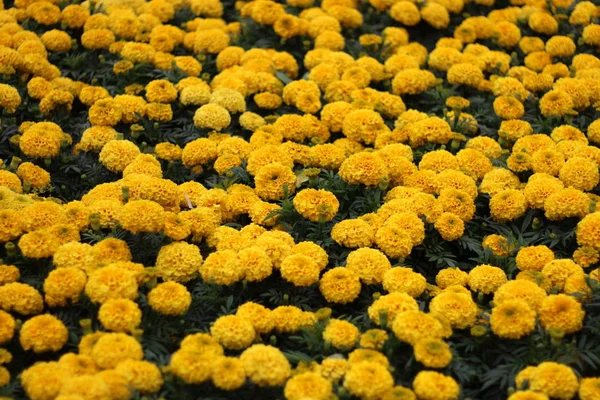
<box><xmin>5</xmin><ymin>242</ymin><xmax>16</xmax><ymax>257</ymax></box>
<box><xmin>470</xmin><ymin>325</ymin><xmax>487</xmax><ymax>337</ymax></box>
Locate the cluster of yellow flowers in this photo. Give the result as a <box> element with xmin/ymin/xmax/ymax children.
<box><xmin>1</xmin><ymin>0</ymin><xmax>600</xmax><ymax>396</ymax></box>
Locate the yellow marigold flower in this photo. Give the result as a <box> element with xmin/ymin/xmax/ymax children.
<box><xmin>154</xmin><ymin>142</ymin><xmax>183</xmax><ymax>161</ymax></box>
<box><xmin>413</xmin><ymin>371</ymin><xmax>460</xmax><ymax>400</ymax></box>
<box><xmin>193</xmin><ymin>103</ymin><xmax>231</xmax><ymax>131</ymax></box>
<box><xmin>322</xmin><ymin>319</ymin><xmax>359</xmax><ymax>350</ymax></box>
<box><xmin>208</xmin><ymin>88</ymin><xmax>245</xmax><ymax>114</ymax></box>
<box><xmin>418</xmin><ymin>150</ymin><xmax>457</xmax><ymax>173</ymax></box>
<box><xmin>437</xmin><ymin>187</ymin><xmax>475</xmax><ymax>221</ymax></box>
<box><xmin>0</xmin><ymin>365</ymin><xmax>8</xmax><ymax>386</ymax></box>
<box><xmin>113</xmin><ymin>59</ymin><xmax>134</xmax><ymax>75</ymax></box>
<box><xmin>21</xmin><ymin>361</ymin><xmax>70</xmax><ymax>400</ymax></box>
<box><xmin>81</xmin><ymin>28</ymin><xmax>116</xmax><ymax>50</ymax></box>
<box><xmin>320</xmin><ymin>357</ymin><xmax>348</xmax><ymax>382</ymax></box>
<box><xmin>348</xmin><ymin>348</ymin><xmax>390</xmax><ymax>367</ymax></box>
<box><xmin>342</xmin><ymin>109</ymin><xmax>390</xmax><ymax>145</ymax></box>
<box><xmin>541</xmin><ymin>259</ymin><xmax>582</xmax><ymax>290</ymax></box>
<box><xmin>331</xmin><ymin>219</ymin><xmax>375</xmax><ymax>248</ymax></box>
<box><xmin>392</xmin><ymin>68</ymin><xmax>436</xmax><ymax>95</ymax></box>
<box><xmin>375</xmin><ymin>224</ymin><xmax>414</xmax><ymax>259</ymax></box>
<box><xmin>539</xmin><ymin>294</ymin><xmax>585</xmax><ymax>334</ymax></box>
<box><xmin>489</xmin><ymin>189</ymin><xmax>528</xmax><ymax>222</ymax></box>
<box><xmin>62</xmin><ymin>4</ymin><xmax>90</xmax><ymax>28</ymax></box>
<box><xmin>493</xmin><ymin>20</ymin><xmax>521</xmax><ymax>48</ymax></box>
<box><xmin>524</xmin><ymin>174</ymin><xmax>564</xmax><ymax>209</ymax></box>
<box><xmin>527</xmin><ymin>11</ymin><xmax>558</xmax><ymax>35</ymax></box>
<box><xmin>20</xmin><ymin>314</ymin><xmax>68</xmax><ymax>353</ymax></box>
<box><xmin>577</xmin><ymin>212</ymin><xmax>600</xmax><ymax>249</ymax></box>
<box><xmin>283</xmin><ymin>371</ymin><xmax>331</xmax><ymax>400</ymax></box>
<box><xmin>92</xmin><ymin>238</ymin><xmax>132</xmax><ymax>264</ymax></box>
<box><xmin>168</xmin><ymin>348</ymin><xmax>213</xmax><ymax>384</ymax></box>
<box><xmin>0</xmin><ymin>263</ymin><xmax>19</xmax><ymax>286</ymax></box>
<box><xmin>98</xmin><ymin>139</ymin><xmax>141</xmax><ymax>173</ymax></box>
<box><xmin>248</xmin><ymin>201</ymin><xmax>281</xmax><ymax>227</ymax></box>
<box><xmin>429</xmin><ymin>291</ymin><xmax>478</xmax><ymax>329</ymax></box>
<box><xmin>200</xmin><ymin>249</ymin><xmax>243</xmax><ymax>284</ymax></box>
<box><xmin>207</xmin><ymin>357</ymin><xmax>246</xmax><ymax>390</ymax></box>
<box><xmin>583</xmin><ymin>24</ymin><xmax>600</xmax><ymax>47</ymax></box>
<box><xmin>467</xmin><ymin>264</ymin><xmax>507</xmax><ymax>294</ymax></box>
<box><xmin>181</xmin><ymin>138</ymin><xmax>218</xmax><ymax>167</ymax></box>
<box><xmin>545</xmin><ymin>35</ymin><xmax>576</xmax><ymax>57</ymax></box>
<box><xmin>114</xmin><ymin>359</ymin><xmax>163</xmax><ymax>394</ymax></box>
<box><xmin>539</xmin><ymin>89</ymin><xmax>575</xmax><ymax>117</ymax></box>
<box><xmin>143</xmin><ymin>79</ymin><xmax>177</xmax><ymax>104</ymax></box>
<box><xmin>433</xmin><ymin>212</ymin><xmax>464</xmax><ymax>240</ymax></box>
<box><xmin>380</xmin><ymin>386</ymin><xmax>417</xmax><ymax>400</ymax></box>
<box><xmin>345</xmin><ymin>247</ymin><xmax>391</xmax><ymax>285</ymax></box>
<box><xmin>15</xmin><ymin>162</ymin><xmax>49</xmax><ymax>189</ymax></box>
<box><xmin>254</xmin><ymin>92</ymin><xmax>283</xmax><ymax>109</ymax></box>
<box><xmin>77</xmin><ymin>126</ymin><xmax>119</xmax><ymax>153</ymax></box>
<box><xmin>57</xmin><ymin>352</ymin><xmax>98</xmax><ymax>377</ymax></box>
<box><xmin>428</xmin><ymin>47</ymin><xmax>462</xmax><ymax>72</ymax></box>
<box><xmin>446</xmin><ymin>63</ymin><xmax>484</xmax><ymax>87</ymax></box>
<box><xmin>0</xmin><ymin>310</ymin><xmax>15</xmax><ymax>345</ymax></box>
<box><xmin>91</xmin><ymin>332</ymin><xmax>143</xmax><ymax>369</ymax></box>
<box><xmin>529</xmin><ymin>362</ymin><xmax>579</xmax><ymax>400</ymax></box>
<box><xmin>148</xmin><ymin>281</ymin><xmax>191</xmax><ymax>316</ymax></box>
<box><xmin>569</xmin><ymin>1</ymin><xmax>597</xmax><ymax>25</ymax></box>
<box><xmin>118</xmin><ymin>199</ymin><xmax>165</xmax><ymax>233</ymax></box>
<box><xmin>544</xmin><ymin>187</ymin><xmax>590</xmax><ymax>221</ymax></box>
<box><xmin>113</xmin><ymin>95</ymin><xmax>147</xmax><ymax>123</ymax></box>
<box><xmin>39</xmin><ymin>89</ymin><xmax>75</xmax><ymax>115</ymax></box>
<box><xmin>320</xmin><ymin>101</ymin><xmax>353</xmax><ymax>133</ymax></box>
<box><xmin>89</xmin><ymin>98</ymin><xmax>123</xmax><ymax>126</ymax></box>
<box><xmin>493</xmin><ymin>95</ymin><xmax>525</xmax><ymax>120</ymax></box>
<box><xmin>344</xmin><ymin>361</ymin><xmax>394</xmax><ymax>400</ymax></box>
<box><xmin>481</xmin><ymin>234</ymin><xmax>513</xmax><ymax>256</ymax></box>
<box><xmin>579</xmin><ymin>377</ymin><xmax>600</xmax><ymax>400</ymax></box>
<box><xmin>494</xmin><ymin>279</ymin><xmax>547</xmax><ymax>311</ymax></box>
<box><xmin>18</xmin><ymin>229</ymin><xmax>60</xmax><ymax>258</ymax></box>
<box><xmin>272</xmin><ymin>305</ymin><xmax>315</xmax><ymax>333</ymax></box>
<box><xmin>339</xmin><ymin>151</ymin><xmax>388</xmax><ymax>186</ymax></box>
<box><xmin>319</xmin><ymin>267</ymin><xmax>361</xmax><ymax>303</ymax></box>
<box><xmin>293</xmin><ymin>188</ymin><xmax>339</xmax><ymax>222</ymax></box>
<box><xmin>389</xmin><ymin>1</ymin><xmax>420</xmax><ymax>25</ymax></box>
<box><xmin>235</xmin><ymin>302</ymin><xmax>273</xmax><ymax>335</ymax></box>
<box><xmin>232</xmin><ymin>246</ymin><xmax>271</xmax><ymax>282</ymax></box>
<box><xmin>359</xmin><ymin>329</ymin><xmax>389</xmax><ymax>350</ymax></box>
<box><xmin>254</xmin><ymin>162</ymin><xmax>297</xmax><ymax>201</ymax></box>
<box><xmin>383</xmin><ymin>267</ymin><xmax>426</xmax><ymax>297</ymax></box>
<box><xmin>0</xmin><ymin>83</ymin><xmax>21</xmax><ymax>113</ymax></box>
<box><xmin>414</xmin><ymin>337</ymin><xmax>452</xmax><ymax>368</ymax></box>
<box><xmin>240</xmin><ymin>344</ymin><xmax>291</xmax><ymax>386</ymax></box>
<box><xmin>19</xmin><ymin>122</ymin><xmax>63</xmax><ymax>159</ymax></box>
<box><xmin>98</xmin><ymin>298</ymin><xmax>141</xmax><ymax>333</ymax></box>
<box><xmin>490</xmin><ymin>299</ymin><xmax>536</xmax><ymax>339</ymax></box>
<box><xmin>554</xmin><ymin>77</ymin><xmax>591</xmax><ymax>110</ymax></box>
<box><xmin>559</xmin><ymin>157</ymin><xmax>599</xmax><ymax>191</ymax></box>
<box><xmin>57</xmin><ymin>375</ymin><xmax>112</xmax><ymax>399</ymax></box>
<box><xmin>572</xmin><ymin>246</ymin><xmax>600</xmax><ymax>268</ymax></box>
<box><xmin>194</xmin><ymin>28</ymin><xmax>230</xmax><ymax>53</ymax></box>
<box><xmin>368</xmin><ymin>292</ymin><xmax>419</xmax><ymax>326</ymax></box>
<box><xmin>385</xmin><ymin>54</ymin><xmax>420</xmax><ymax>76</ymax></box>
<box><xmin>85</xmin><ymin>265</ymin><xmax>138</xmax><ymax>304</ymax></box>
<box><xmin>43</xmin><ymin>267</ymin><xmax>87</xmax><ymax>308</ymax></box>
<box><xmin>280</xmin><ymin>253</ymin><xmax>320</xmax><ymax>287</ymax></box>
<box><xmin>498</xmin><ymin>119</ymin><xmax>532</xmax><ymax>142</ymax></box>
<box><xmin>436</xmin><ymin>268</ymin><xmax>468</xmax><ymax>289</ymax></box>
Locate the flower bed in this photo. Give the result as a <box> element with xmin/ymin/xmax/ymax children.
<box><xmin>0</xmin><ymin>0</ymin><xmax>599</xmax><ymax>398</ymax></box>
